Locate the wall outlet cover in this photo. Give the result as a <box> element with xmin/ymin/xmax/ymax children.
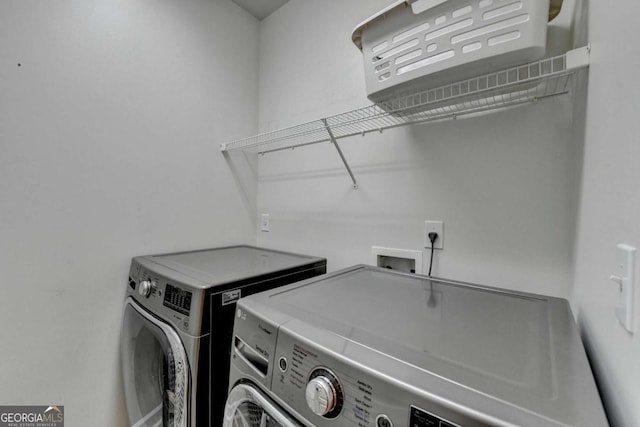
<box><xmin>260</xmin><ymin>213</ymin><xmax>270</xmax><ymax>232</ymax></box>
<box><xmin>424</xmin><ymin>221</ymin><xmax>444</xmax><ymax>249</ymax></box>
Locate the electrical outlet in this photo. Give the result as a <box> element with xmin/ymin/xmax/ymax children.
<box><xmin>424</xmin><ymin>221</ymin><xmax>444</xmax><ymax>249</ymax></box>
<box><xmin>260</xmin><ymin>213</ymin><xmax>270</xmax><ymax>232</ymax></box>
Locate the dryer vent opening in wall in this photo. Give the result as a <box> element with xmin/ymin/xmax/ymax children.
<box><xmin>378</xmin><ymin>255</ymin><xmax>416</xmax><ymax>273</ymax></box>
<box><xmin>371</xmin><ymin>247</ymin><xmax>423</xmax><ymax>274</ymax></box>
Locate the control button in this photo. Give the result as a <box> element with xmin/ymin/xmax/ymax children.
<box><xmin>278</xmin><ymin>357</ymin><xmax>288</xmax><ymax>372</ymax></box>
<box><xmin>138</xmin><ymin>280</ymin><xmax>156</xmax><ymax>298</ymax></box>
<box><xmin>306</xmin><ymin>376</ymin><xmax>336</xmax><ymax>416</ymax></box>
<box><xmin>376</xmin><ymin>415</ymin><xmax>393</xmax><ymax>427</ymax></box>
<box><xmin>305</xmin><ymin>368</ymin><xmax>343</xmax><ymax>418</ymax></box>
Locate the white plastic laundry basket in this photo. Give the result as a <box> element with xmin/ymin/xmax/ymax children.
<box><xmin>353</xmin><ymin>0</ymin><xmax>552</xmax><ymax>102</ymax></box>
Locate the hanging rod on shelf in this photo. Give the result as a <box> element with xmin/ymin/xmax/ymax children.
<box><xmin>219</xmin><ymin>46</ymin><xmax>590</xmax><ymax>187</ymax></box>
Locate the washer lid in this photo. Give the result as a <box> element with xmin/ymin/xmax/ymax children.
<box><xmin>251</xmin><ymin>265</ymin><xmax>605</xmax><ymax>425</ymax></box>
<box><xmin>142</xmin><ymin>245</ymin><xmax>325</xmax><ymax>288</ymax></box>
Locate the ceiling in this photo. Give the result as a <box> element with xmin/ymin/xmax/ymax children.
<box><xmin>231</xmin><ymin>0</ymin><xmax>290</xmax><ymax>20</ymax></box>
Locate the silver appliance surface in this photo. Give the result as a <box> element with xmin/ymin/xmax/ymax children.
<box><xmin>122</xmin><ymin>245</ymin><xmax>326</xmax><ymax>427</ymax></box>
<box><xmin>228</xmin><ymin>265</ymin><xmax>608</xmax><ymax>427</ymax></box>
<box><xmin>146</xmin><ymin>246</ymin><xmax>321</xmax><ymax>288</ymax></box>
<box><xmin>267</xmin><ymin>267</ymin><xmax>551</xmax><ymax>401</ymax></box>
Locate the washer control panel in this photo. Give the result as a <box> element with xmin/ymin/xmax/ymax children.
<box><xmin>163</xmin><ymin>283</ymin><xmax>192</xmax><ymax>316</ymax></box>
<box><xmin>127</xmin><ymin>260</ymin><xmax>203</xmax><ymax>336</ymax></box>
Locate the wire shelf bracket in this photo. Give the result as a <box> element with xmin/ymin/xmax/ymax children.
<box><xmin>219</xmin><ymin>46</ymin><xmax>590</xmax><ymax>188</ymax></box>
<box><xmin>322</xmin><ymin>118</ymin><xmax>358</xmax><ymax>189</ymax></box>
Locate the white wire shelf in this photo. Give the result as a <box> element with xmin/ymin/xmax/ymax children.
<box><xmin>220</xmin><ymin>46</ymin><xmax>589</xmax><ymax>188</ymax></box>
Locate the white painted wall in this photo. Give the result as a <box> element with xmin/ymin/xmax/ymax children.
<box><xmin>257</xmin><ymin>0</ymin><xmax>581</xmax><ymax>298</ymax></box>
<box><xmin>3</xmin><ymin>0</ymin><xmax>636</xmax><ymax>425</ymax></box>
<box><xmin>0</xmin><ymin>1</ymin><xmax>258</xmax><ymax>425</ymax></box>
<box><xmin>571</xmin><ymin>0</ymin><xmax>640</xmax><ymax>425</ymax></box>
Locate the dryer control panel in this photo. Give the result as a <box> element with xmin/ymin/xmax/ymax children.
<box><xmin>270</xmin><ymin>325</ymin><xmax>468</xmax><ymax>427</ymax></box>
<box><xmin>273</xmin><ymin>336</ymin><xmax>379</xmax><ymax>426</ymax></box>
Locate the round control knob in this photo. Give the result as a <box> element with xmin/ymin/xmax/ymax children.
<box><xmin>376</xmin><ymin>415</ymin><xmax>394</xmax><ymax>427</ymax></box>
<box><xmin>306</xmin><ymin>376</ymin><xmax>337</xmax><ymax>416</ymax></box>
<box><xmin>138</xmin><ymin>280</ymin><xmax>155</xmax><ymax>298</ymax></box>
<box><xmin>305</xmin><ymin>368</ymin><xmax>343</xmax><ymax>418</ymax></box>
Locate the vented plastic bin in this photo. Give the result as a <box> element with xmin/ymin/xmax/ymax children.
<box><xmin>353</xmin><ymin>0</ymin><xmax>552</xmax><ymax>102</ymax></box>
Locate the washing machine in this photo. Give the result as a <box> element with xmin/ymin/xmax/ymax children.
<box><xmin>224</xmin><ymin>265</ymin><xmax>608</xmax><ymax>427</ymax></box>
<box><xmin>121</xmin><ymin>245</ymin><xmax>326</xmax><ymax>427</ymax></box>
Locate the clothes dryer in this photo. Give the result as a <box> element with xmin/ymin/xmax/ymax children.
<box><xmin>225</xmin><ymin>265</ymin><xmax>608</xmax><ymax>427</ymax></box>
<box><xmin>121</xmin><ymin>245</ymin><xmax>326</xmax><ymax>427</ymax></box>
